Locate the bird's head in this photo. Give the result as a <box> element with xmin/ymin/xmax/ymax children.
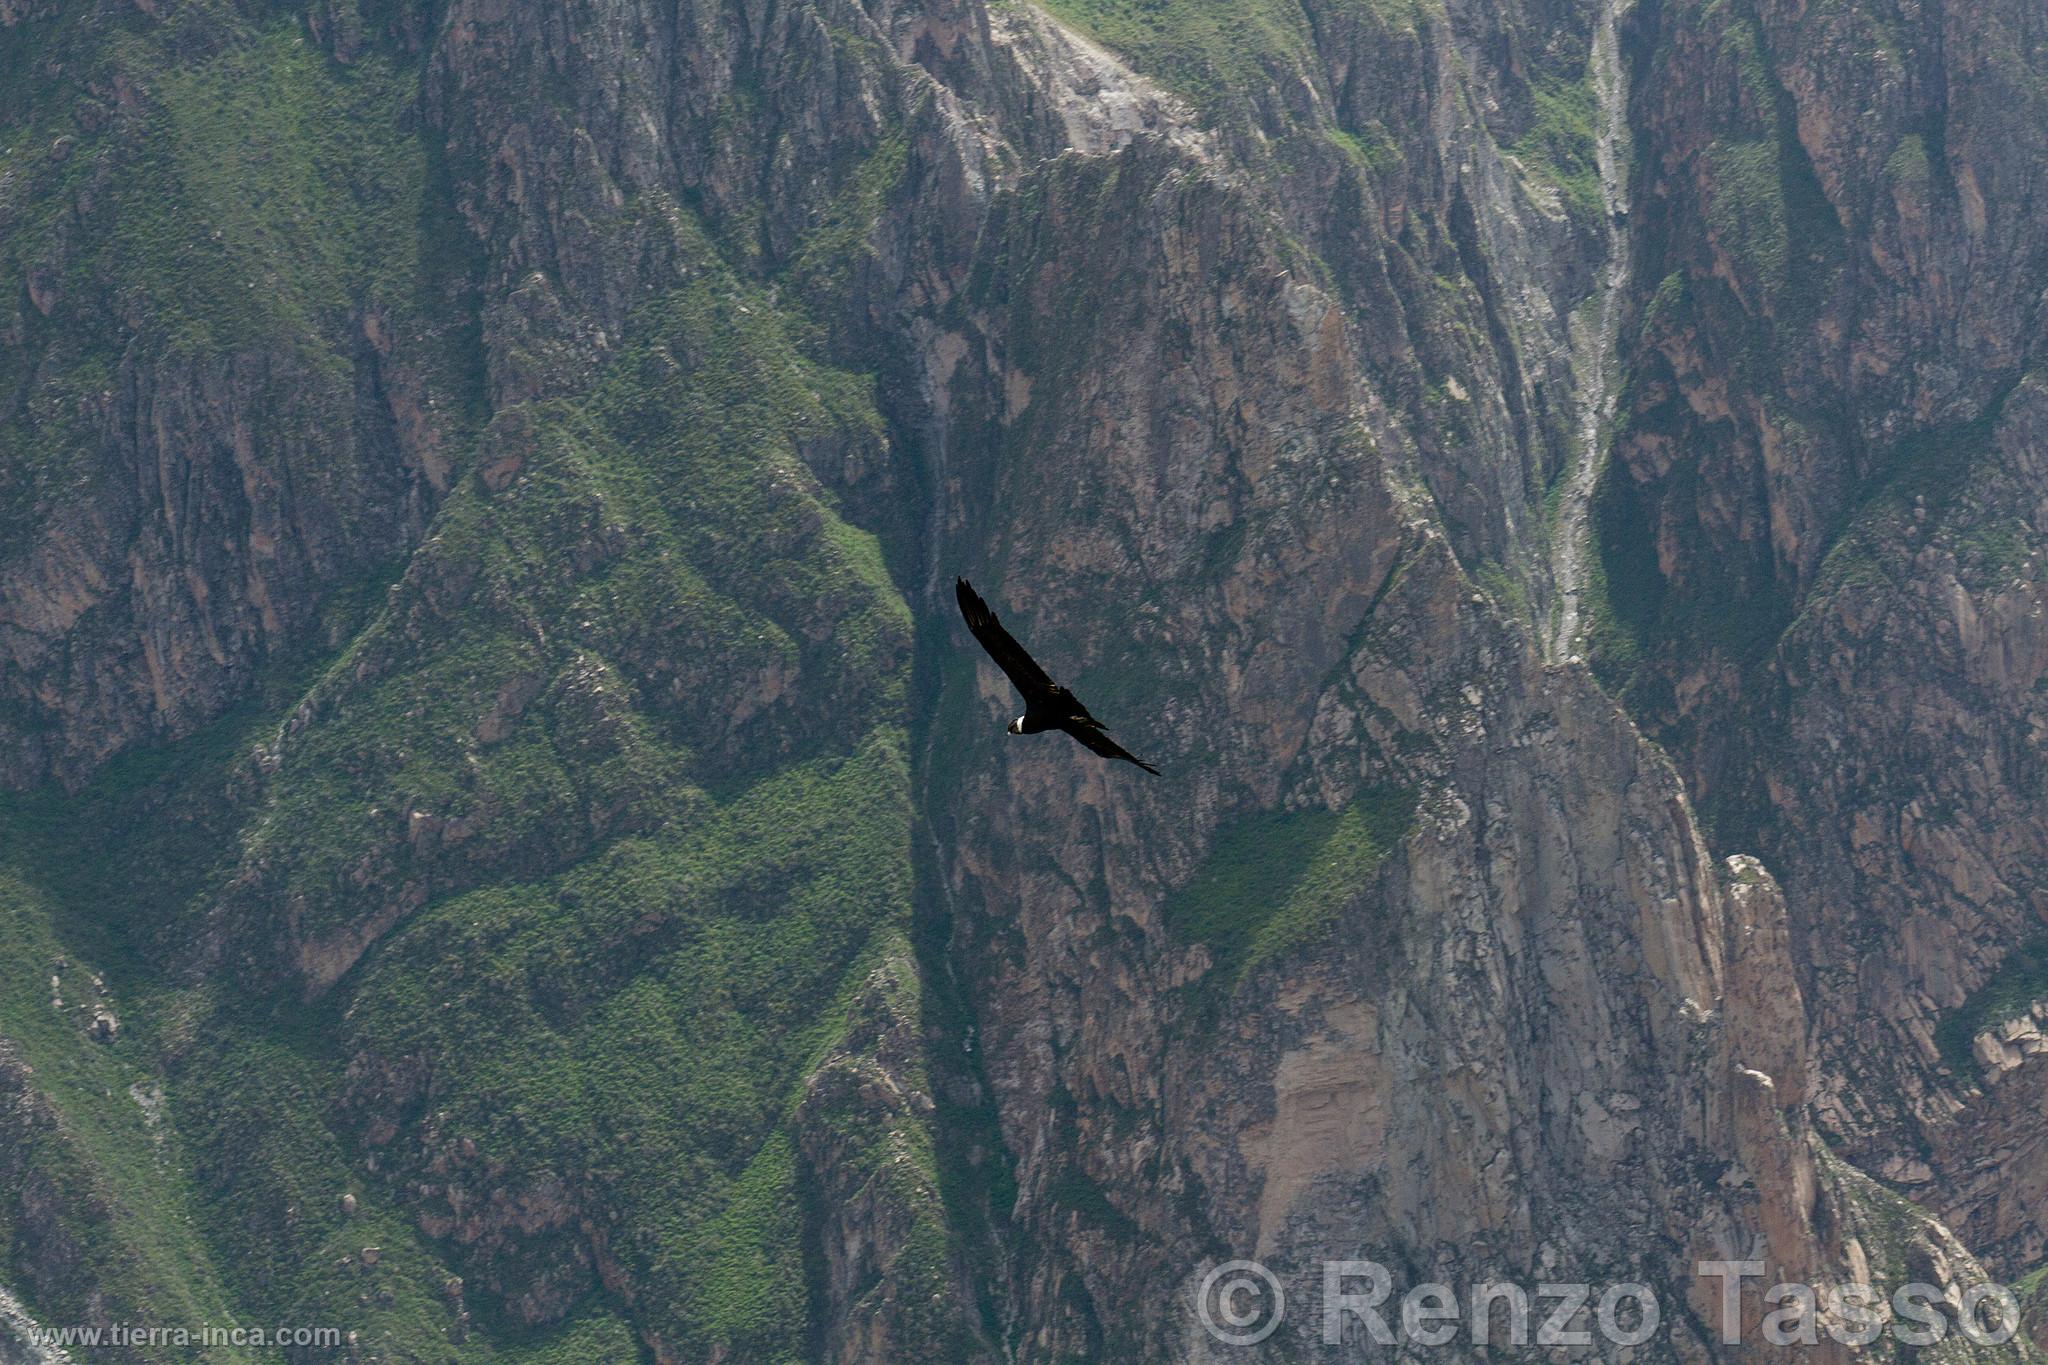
<box><xmin>1007</xmin><ymin>716</ymin><xmax>1025</xmax><ymax>735</ymax></box>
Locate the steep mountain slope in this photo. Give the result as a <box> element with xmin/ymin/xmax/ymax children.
<box><xmin>0</xmin><ymin>0</ymin><xmax>2043</xmax><ymax>1361</ymax></box>
<box><xmin>1600</xmin><ymin>0</ymin><xmax>2048</xmax><ymax>1283</ymax></box>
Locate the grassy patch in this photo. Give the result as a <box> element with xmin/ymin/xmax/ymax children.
<box><xmin>0</xmin><ymin>604</ymin><xmax>667</xmax><ymax>1357</ymax></box>
<box><xmin>1698</xmin><ymin>12</ymin><xmax>1845</xmax><ymax>321</ymax></box>
<box><xmin>1802</xmin><ymin>409</ymin><xmax>2005</xmax><ymax>616</ymax></box>
<box><xmin>1934</xmin><ymin>937</ymin><xmax>2048</xmax><ymax>1086</ymax></box>
<box><xmin>1328</xmin><ymin>122</ymin><xmax>1404</xmax><ymax>177</ymax></box>
<box><xmin>2017</xmin><ymin>1262</ymin><xmax>2048</xmax><ymax>1343</ymax></box>
<box><xmin>1956</xmin><ymin>515</ymin><xmax>2030</xmax><ymax>580</ymax></box>
<box><xmin>1165</xmin><ymin>787</ymin><xmax>1416</xmax><ymax>993</ymax></box>
<box><xmin>1509</xmin><ymin>73</ymin><xmax>1604</xmax><ymax>227</ymax></box>
<box><xmin>1581</xmin><ymin>540</ymin><xmax>1642</xmax><ymax>689</ymax></box>
<box><xmin>1584</xmin><ymin>456</ymin><xmax>1661</xmax><ymax>688</ymax></box>
<box><xmin>1474</xmin><ymin>558</ymin><xmax>1531</xmax><ymax>623</ymax></box>
<box><xmin>1883</xmin><ymin>132</ymin><xmax>1931</xmax><ymax>187</ymax></box>
<box><xmin>1704</xmin><ymin>138</ymin><xmax>1789</xmax><ymax>282</ymax></box>
<box><xmin>1</xmin><ymin>0</ymin><xmax>484</xmax><ymax>568</ymax></box>
<box><xmin>782</xmin><ymin>130</ymin><xmax>910</xmax><ymax>312</ymax></box>
<box><xmin>227</xmin><ymin>217</ymin><xmax>925</xmax><ymax>1355</ymax></box>
<box><xmin>125</xmin><ymin>27</ymin><xmax>428</xmax><ymax>351</ymax></box>
<box><xmin>229</xmin><ymin>206</ymin><xmax>911</xmax><ymax>947</ymax></box>
<box><xmin>0</xmin><ymin>345</ymin><xmax>115</xmax><ymax>561</ymax></box>
<box><xmin>1642</xmin><ymin>271</ymin><xmax>1690</xmax><ymax>334</ymax></box>
<box><xmin>1029</xmin><ymin>0</ymin><xmax>1315</xmax><ymax>120</ymax></box>
<box><xmin>1045</xmin><ymin>1168</ymin><xmax>1137</xmax><ymax>1237</ymax></box>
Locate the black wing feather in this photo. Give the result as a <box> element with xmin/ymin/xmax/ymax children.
<box><xmin>955</xmin><ymin>577</ymin><xmax>1159</xmax><ymax>776</ymax></box>
<box><xmin>1062</xmin><ymin>720</ymin><xmax>1161</xmax><ymax>776</ymax></box>
<box><xmin>956</xmin><ymin>578</ymin><xmax>1056</xmax><ymax>701</ymax></box>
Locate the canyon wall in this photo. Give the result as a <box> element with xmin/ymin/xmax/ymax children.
<box><xmin>0</xmin><ymin>0</ymin><xmax>2043</xmax><ymax>1358</ymax></box>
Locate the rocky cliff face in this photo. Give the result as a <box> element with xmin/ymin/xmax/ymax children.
<box><xmin>0</xmin><ymin>1</ymin><xmax>467</xmax><ymax>792</ymax></box>
<box><xmin>1603</xmin><ymin>0</ymin><xmax>2048</xmax><ymax>1288</ymax></box>
<box><xmin>1</xmin><ymin>0</ymin><xmax>2045</xmax><ymax>1360</ymax></box>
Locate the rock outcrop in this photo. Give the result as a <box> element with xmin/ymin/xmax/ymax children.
<box><xmin>1606</xmin><ymin>0</ymin><xmax>2048</xmax><ymax>1283</ymax></box>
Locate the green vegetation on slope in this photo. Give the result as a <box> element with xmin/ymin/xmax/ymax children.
<box><xmin>1032</xmin><ymin>0</ymin><xmax>1607</xmax><ymax>246</ymax></box>
<box><xmin>1165</xmin><ymin>788</ymin><xmax>1416</xmax><ymax>994</ymax></box>
<box><xmin>1800</xmin><ymin>407</ymin><xmax>2009</xmax><ymax>618</ymax></box>
<box><xmin>1509</xmin><ymin>73</ymin><xmax>1604</xmax><ymax>228</ymax></box>
<box><xmin>1583</xmin><ymin>452</ymin><xmax>1661</xmax><ymax>690</ymax></box>
<box><xmin>0</xmin><ymin>641</ymin><xmax>654</xmax><ymax>1360</ymax></box>
<box><xmin>1026</xmin><ymin>0</ymin><xmax>1318</xmax><ymax>118</ymax></box>
<box><xmin>222</xmin><ymin>218</ymin><xmax>918</xmax><ymax>1348</ymax></box>
<box><xmin>1703</xmin><ymin>139</ymin><xmax>1790</xmax><ymax>282</ymax></box>
<box><xmin>0</xmin><ymin>600</ymin><xmax>574</xmax><ymax>1355</ymax></box>
<box><xmin>1697</xmin><ymin>5</ymin><xmax>1846</xmax><ymax>326</ymax></box>
<box><xmin>1588</xmin><ymin>25</ymin><xmax>1845</xmax><ymax>695</ymax></box>
<box><xmin>0</xmin><ymin>0</ymin><xmax>485</xmax><ymax>578</ymax></box>
<box><xmin>342</xmin><ymin>733</ymin><xmax>915</xmax><ymax>1359</ymax></box>
<box><xmin>121</xmin><ymin>26</ymin><xmax>431</xmax><ymax>354</ymax></box>
<box><xmin>1024</xmin><ymin>0</ymin><xmax>1461</xmax><ymax>136</ymax></box>
<box><xmin>0</xmin><ymin>22</ymin><xmax>935</xmax><ymax>1352</ymax></box>
<box><xmin>0</xmin><ymin>871</ymin><xmax>254</xmax><ymax>1356</ymax></box>
<box><xmin>225</xmin><ymin>200</ymin><xmax>909</xmax><ymax>951</ymax></box>
<box><xmin>1934</xmin><ymin>937</ymin><xmax>2048</xmax><ymax>1086</ymax></box>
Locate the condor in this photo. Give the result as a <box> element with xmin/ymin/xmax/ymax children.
<box><xmin>954</xmin><ymin>578</ymin><xmax>1160</xmax><ymax>776</ymax></box>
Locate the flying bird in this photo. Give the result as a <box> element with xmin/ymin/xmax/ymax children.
<box><xmin>955</xmin><ymin>578</ymin><xmax>1160</xmax><ymax>775</ymax></box>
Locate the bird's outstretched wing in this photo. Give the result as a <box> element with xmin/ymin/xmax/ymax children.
<box><xmin>956</xmin><ymin>578</ymin><xmax>1056</xmax><ymax>700</ymax></box>
<box><xmin>1062</xmin><ymin>720</ymin><xmax>1161</xmax><ymax>776</ymax></box>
